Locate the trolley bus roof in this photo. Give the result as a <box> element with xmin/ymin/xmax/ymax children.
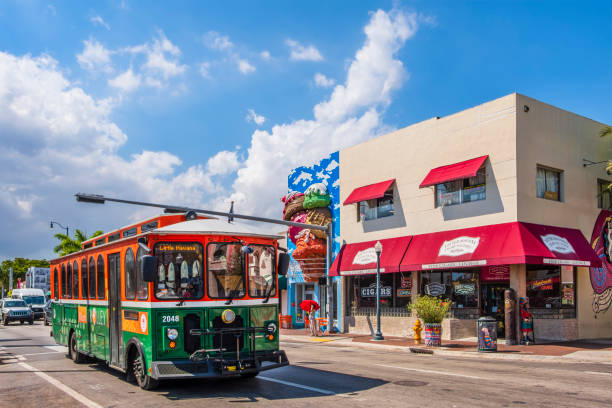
<box><xmin>154</xmin><ymin>218</ymin><xmax>284</xmax><ymax>240</ymax></box>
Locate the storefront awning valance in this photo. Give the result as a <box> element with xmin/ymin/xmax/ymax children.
<box><xmin>399</xmin><ymin>222</ymin><xmax>601</xmax><ymax>271</ymax></box>
<box><xmin>419</xmin><ymin>155</ymin><xmax>488</xmax><ymax>188</ymax></box>
<box><xmin>343</xmin><ymin>179</ymin><xmax>395</xmax><ymax>205</ymax></box>
<box><xmin>329</xmin><ymin>236</ymin><xmax>412</xmax><ymax>276</ymax></box>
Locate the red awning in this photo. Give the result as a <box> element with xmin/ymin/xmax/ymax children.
<box><xmin>399</xmin><ymin>222</ymin><xmax>601</xmax><ymax>271</ymax></box>
<box><xmin>329</xmin><ymin>236</ymin><xmax>412</xmax><ymax>276</ymax></box>
<box><xmin>419</xmin><ymin>155</ymin><xmax>488</xmax><ymax>188</ymax></box>
<box><xmin>343</xmin><ymin>179</ymin><xmax>395</xmax><ymax>206</ymax></box>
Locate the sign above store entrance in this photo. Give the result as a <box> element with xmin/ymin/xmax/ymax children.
<box><xmin>541</xmin><ymin>234</ymin><xmax>576</xmax><ymax>254</ymax></box>
<box><xmin>438</xmin><ymin>236</ymin><xmax>480</xmax><ymax>257</ymax></box>
<box><xmin>352</xmin><ymin>247</ymin><xmax>378</xmax><ymax>265</ymax></box>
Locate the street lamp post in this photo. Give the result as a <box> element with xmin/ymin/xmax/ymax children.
<box><xmin>50</xmin><ymin>221</ymin><xmax>69</xmax><ymax>236</ymax></box>
<box><xmin>373</xmin><ymin>240</ymin><xmax>384</xmax><ymax>341</ymax></box>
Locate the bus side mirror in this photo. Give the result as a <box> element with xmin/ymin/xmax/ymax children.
<box><xmin>277</xmin><ymin>253</ymin><xmax>290</xmax><ymax>276</ymax></box>
<box><xmin>141</xmin><ymin>255</ymin><xmax>157</xmax><ymax>282</ymax></box>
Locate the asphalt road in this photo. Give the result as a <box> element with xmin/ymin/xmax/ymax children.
<box><xmin>1</xmin><ymin>323</ymin><xmax>612</xmax><ymax>408</ymax></box>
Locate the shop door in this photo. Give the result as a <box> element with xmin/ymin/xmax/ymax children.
<box><xmin>107</xmin><ymin>253</ymin><xmax>123</xmax><ymax>367</ymax></box>
<box><xmin>481</xmin><ymin>283</ymin><xmax>508</xmax><ymax>338</ymax></box>
<box><xmin>294</xmin><ymin>283</ymin><xmax>316</xmax><ymax>323</ymax></box>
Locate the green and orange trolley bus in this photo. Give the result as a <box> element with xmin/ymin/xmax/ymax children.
<box><xmin>50</xmin><ymin>211</ymin><xmax>292</xmax><ymax>389</ymax></box>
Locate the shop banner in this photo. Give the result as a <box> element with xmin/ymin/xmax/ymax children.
<box><xmin>481</xmin><ymin>265</ymin><xmax>510</xmax><ymax>281</ymax></box>
<box><xmin>360</xmin><ymin>283</ymin><xmax>391</xmax><ymax>298</ymax></box>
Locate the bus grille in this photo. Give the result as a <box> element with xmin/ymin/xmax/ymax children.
<box><xmin>157</xmin><ymin>362</ymin><xmax>208</xmax><ymax>376</ymax></box>
<box><xmin>212</xmin><ymin>316</ymin><xmax>244</xmax><ymax>352</ymax></box>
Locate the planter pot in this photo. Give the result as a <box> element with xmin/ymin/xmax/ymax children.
<box><xmin>424</xmin><ymin>323</ymin><xmax>442</xmax><ymax>347</ymax></box>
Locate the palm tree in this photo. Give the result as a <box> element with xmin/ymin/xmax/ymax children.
<box><xmin>53</xmin><ymin>229</ymin><xmax>103</xmax><ymax>256</ymax></box>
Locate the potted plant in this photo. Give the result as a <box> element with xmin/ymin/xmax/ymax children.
<box><xmin>409</xmin><ymin>295</ymin><xmax>450</xmax><ymax>347</ymax></box>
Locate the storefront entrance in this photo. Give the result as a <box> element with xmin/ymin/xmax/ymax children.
<box><xmin>481</xmin><ymin>283</ymin><xmax>508</xmax><ymax>338</ymax></box>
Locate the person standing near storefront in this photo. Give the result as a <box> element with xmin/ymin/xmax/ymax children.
<box><xmin>308</xmin><ymin>304</ymin><xmax>318</xmax><ymax>336</ymax></box>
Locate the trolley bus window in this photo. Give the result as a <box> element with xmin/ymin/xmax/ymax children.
<box><xmin>66</xmin><ymin>263</ymin><xmax>72</xmax><ymax>298</ymax></box>
<box><xmin>136</xmin><ymin>246</ymin><xmax>148</xmax><ymax>300</ymax></box>
<box><xmin>53</xmin><ymin>267</ymin><xmax>58</xmax><ymax>300</ymax></box>
<box><xmin>73</xmin><ymin>261</ymin><xmax>79</xmax><ymax>299</ymax></box>
<box><xmin>88</xmin><ymin>257</ymin><xmax>96</xmax><ymax>299</ymax></box>
<box><xmin>207</xmin><ymin>242</ymin><xmax>245</xmax><ymax>299</ymax></box>
<box><xmin>61</xmin><ymin>264</ymin><xmax>66</xmax><ymax>298</ymax></box>
<box><xmin>154</xmin><ymin>242</ymin><xmax>203</xmax><ymax>300</ymax></box>
<box><xmin>248</xmin><ymin>246</ymin><xmax>276</xmax><ymax>297</ymax></box>
<box><xmin>81</xmin><ymin>258</ymin><xmax>88</xmax><ymax>298</ymax></box>
<box><xmin>125</xmin><ymin>248</ymin><xmax>136</xmax><ymax>300</ymax></box>
<box><xmin>97</xmin><ymin>255</ymin><xmax>105</xmax><ymax>299</ymax></box>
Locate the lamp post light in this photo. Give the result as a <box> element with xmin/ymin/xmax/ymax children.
<box><xmin>373</xmin><ymin>240</ymin><xmax>384</xmax><ymax>341</ymax></box>
<box><xmin>50</xmin><ymin>221</ymin><xmax>69</xmax><ymax>237</ymax></box>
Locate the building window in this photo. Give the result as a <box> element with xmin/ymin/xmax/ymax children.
<box><xmin>358</xmin><ymin>192</ymin><xmax>394</xmax><ymax>221</ymax></box>
<box><xmin>526</xmin><ymin>265</ymin><xmax>575</xmax><ymax>310</ymax></box>
<box><xmin>435</xmin><ymin>168</ymin><xmax>486</xmax><ymax>207</ymax></box>
<box><xmin>420</xmin><ymin>269</ymin><xmax>479</xmax><ymax>309</ymax></box>
<box><xmin>598</xmin><ymin>179</ymin><xmax>611</xmax><ymax>209</ymax></box>
<box><xmin>536</xmin><ymin>166</ymin><xmax>561</xmax><ymax>201</ymax></box>
<box><xmin>348</xmin><ymin>272</ymin><xmax>412</xmax><ymax>315</ymax></box>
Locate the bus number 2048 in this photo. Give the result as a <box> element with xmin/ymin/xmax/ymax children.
<box><xmin>162</xmin><ymin>315</ymin><xmax>180</xmax><ymax>323</ymax></box>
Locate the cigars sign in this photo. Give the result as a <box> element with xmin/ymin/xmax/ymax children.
<box><xmin>438</xmin><ymin>236</ymin><xmax>480</xmax><ymax>257</ymax></box>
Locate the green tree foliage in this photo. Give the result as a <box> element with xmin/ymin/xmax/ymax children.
<box><xmin>53</xmin><ymin>229</ymin><xmax>103</xmax><ymax>257</ymax></box>
<box><xmin>0</xmin><ymin>258</ymin><xmax>50</xmax><ymax>289</ymax></box>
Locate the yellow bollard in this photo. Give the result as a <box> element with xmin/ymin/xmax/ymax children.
<box><xmin>413</xmin><ymin>319</ymin><xmax>422</xmax><ymax>344</ymax></box>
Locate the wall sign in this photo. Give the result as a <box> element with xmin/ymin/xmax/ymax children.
<box><xmin>481</xmin><ymin>265</ymin><xmax>510</xmax><ymax>282</ymax></box>
<box><xmin>541</xmin><ymin>234</ymin><xmax>575</xmax><ymax>254</ymax></box>
<box><xmin>438</xmin><ymin>236</ymin><xmax>480</xmax><ymax>257</ymax></box>
<box><xmin>396</xmin><ymin>289</ymin><xmax>411</xmax><ymax>297</ymax></box>
<box><xmin>353</xmin><ymin>247</ymin><xmax>378</xmax><ymax>265</ymax></box>
<box><xmin>453</xmin><ymin>283</ymin><xmax>476</xmax><ymax>296</ymax></box>
<box><xmin>360</xmin><ymin>283</ymin><xmax>391</xmax><ymax>298</ymax></box>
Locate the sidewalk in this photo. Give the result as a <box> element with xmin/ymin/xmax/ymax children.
<box><xmin>280</xmin><ymin>328</ymin><xmax>612</xmax><ymax>364</ymax></box>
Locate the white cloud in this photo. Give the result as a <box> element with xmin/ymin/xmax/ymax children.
<box><xmin>285</xmin><ymin>39</ymin><xmax>323</xmax><ymax>61</ymax></box>
<box><xmin>246</xmin><ymin>109</ymin><xmax>266</xmax><ymax>126</ymax></box>
<box><xmin>216</xmin><ymin>9</ymin><xmax>418</xmax><ymax>220</ymax></box>
<box><xmin>77</xmin><ymin>38</ymin><xmax>113</xmax><ymax>73</ymax></box>
<box><xmin>199</xmin><ymin>62</ymin><xmax>211</xmax><ymax>78</ymax></box>
<box><xmin>108</xmin><ymin>68</ymin><xmax>141</xmax><ymax>93</ymax></box>
<box><xmin>314</xmin><ymin>73</ymin><xmax>335</xmax><ymax>88</ymax></box>
<box><xmin>0</xmin><ymin>51</ymin><xmax>219</xmax><ymax>258</ymax></box>
<box><xmin>204</xmin><ymin>31</ymin><xmax>234</xmax><ymax>50</ymax></box>
<box><xmin>238</xmin><ymin>59</ymin><xmax>255</xmax><ymax>74</ymax></box>
<box><xmin>260</xmin><ymin>50</ymin><xmax>271</xmax><ymax>60</ymax></box>
<box><xmin>206</xmin><ymin>151</ymin><xmax>241</xmax><ymax>175</ymax></box>
<box><xmin>91</xmin><ymin>15</ymin><xmax>110</xmax><ymax>30</ymax></box>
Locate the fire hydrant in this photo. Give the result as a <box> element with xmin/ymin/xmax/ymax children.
<box><xmin>413</xmin><ymin>319</ymin><xmax>422</xmax><ymax>344</ymax></box>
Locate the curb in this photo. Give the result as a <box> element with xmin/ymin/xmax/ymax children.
<box><xmin>280</xmin><ymin>335</ymin><xmax>612</xmax><ymax>364</ymax></box>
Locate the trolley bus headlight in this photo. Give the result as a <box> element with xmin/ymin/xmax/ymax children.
<box><xmin>266</xmin><ymin>322</ymin><xmax>277</xmax><ymax>334</ymax></box>
<box><xmin>222</xmin><ymin>309</ymin><xmax>236</xmax><ymax>324</ymax></box>
<box><xmin>166</xmin><ymin>328</ymin><xmax>179</xmax><ymax>341</ymax></box>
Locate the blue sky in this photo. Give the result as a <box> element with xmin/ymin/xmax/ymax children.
<box><xmin>1</xmin><ymin>1</ymin><xmax>611</xmax><ymax>260</ymax></box>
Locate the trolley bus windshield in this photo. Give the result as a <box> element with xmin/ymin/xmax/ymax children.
<box><xmin>154</xmin><ymin>242</ymin><xmax>204</xmax><ymax>299</ymax></box>
<box><xmin>248</xmin><ymin>246</ymin><xmax>276</xmax><ymax>297</ymax></box>
<box><xmin>207</xmin><ymin>242</ymin><xmax>246</xmax><ymax>299</ymax></box>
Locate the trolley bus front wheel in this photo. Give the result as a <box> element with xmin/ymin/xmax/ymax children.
<box><xmin>130</xmin><ymin>348</ymin><xmax>159</xmax><ymax>390</ymax></box>
<box><xmin>69</xmin><ymin>331</ymin><xmax>87</xmax><ymax>364</ymax></box>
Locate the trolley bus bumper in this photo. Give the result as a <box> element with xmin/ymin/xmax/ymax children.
<box><xmin>150</xmin><ymin>350</ymin><xmax>289</xmax><ymax>379</ymax></box>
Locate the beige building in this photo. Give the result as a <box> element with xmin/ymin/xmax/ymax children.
<box><xmin>332</xmin><ymin>93</ymin><xmax>612</xmax><ymax>341</ymax></box>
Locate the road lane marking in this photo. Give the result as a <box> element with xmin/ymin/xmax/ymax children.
<box><xmin>20</xmin><ymin>351</ymin><xmax>65</xmax><ymax>356</ymax></box>
<box><xmin>18</xmin><ymin>362</ymin><xmax>104</xmax><ymax>408</ymax></box>
<box><xmin>45</xmin><ymin>345</ymin><xmax>67</xmax><ymax>352</ymax></box>
<box><xmin>258</xmin><ymin>376</ymin><xmax>335</xmax><ymax>395</ymax></box>
<box><xmin>376</xmin><ymin>364</ymin><xmax>485</xmax><ymax>380</ymax></box>
<box><xmin>584</xmin><ymin>371</ymin><xmax>612</xmax><ymax>376</ymax></box>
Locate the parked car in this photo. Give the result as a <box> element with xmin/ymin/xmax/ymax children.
<box><xmin>12</xmin><ymin>288</ymin><xmax>46</xmax><ymax>320</ymax></box>
<box><xmin>43</xmin><ymin>299</ymin><xmax>52</xmax><ymax>326</ymax></box>
<box><xmin>0</xmin><ymin>298</ymin><xmax>34</xmax><ymax>325</ymax></box>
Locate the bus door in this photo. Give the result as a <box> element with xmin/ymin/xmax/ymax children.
<box><xmin>108</xmin><ymin>253</ymin><xmax>123</xmax><ymax>368</ymax></box>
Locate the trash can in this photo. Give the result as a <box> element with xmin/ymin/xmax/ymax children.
<box><xmin>477</xmin><ymin>316</ymin><xmax>498</xmax><ymax>352</ymax></box>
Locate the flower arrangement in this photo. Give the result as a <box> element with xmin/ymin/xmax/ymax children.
<box><xmin>409</xmin><ymin>295</ymin><xmax>450</xmax><ymax>324</ymax></box>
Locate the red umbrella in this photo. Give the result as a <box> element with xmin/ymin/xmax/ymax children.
<box><xmin>299</xmin><ymin>299</ymin><xmax>320</xmax><ymax>312</ymax></box>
